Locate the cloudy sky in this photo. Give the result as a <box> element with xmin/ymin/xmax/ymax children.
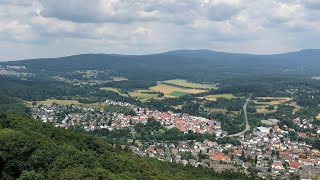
<box><xmin>1</xmin><ymin>0</ymin><xmax>320</xmax><ymax>60</ymax></box>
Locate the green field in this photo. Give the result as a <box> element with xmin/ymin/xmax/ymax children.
<box><xmin>129</xmin><ymin>90</ymin><xmax>159</xmax><ymax>100</ymax></box>
<box><xmin>163</xmin><ymin>79</ymin><xmax>216</xmax><ymax>89</ymax></box>
<box><xmin>169</xmin><ymin>91</ymin><xmax>189</xmax><ymax>97</ymax></box>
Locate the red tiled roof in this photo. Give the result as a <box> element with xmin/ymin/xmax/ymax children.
<box><xmin>290</xmin><ymin>161</ymin><xmax>301</xmax><ymax>169</ymax></box>
<box><xmin>279</xmin><ymin>151</ymin><xmax>290</xmax><ymax>156</ymax></box>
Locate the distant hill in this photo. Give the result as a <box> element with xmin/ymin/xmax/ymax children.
<box><xmin>161</xmin><ymin>49</ymin><xmax>254</xmax><ymax>60</ymax></box>
<box><xmin>0</xmin><ymin>113</ymin><xmax>246</xmax><ymax>179</ymax></box>
<box><xmin>1</xmin><ymin>49</ymin><xmax>320</xmax><ymax>83</ymax></box>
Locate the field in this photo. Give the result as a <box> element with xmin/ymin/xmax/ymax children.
<box><xmin>253</xmin><ymin>97</ymin><xmax>301</xmax><ymax>114</ymax></box>
<box><xmin>163</xmin><ymin>79</ymin><xmax>217</xmax><ymax>89</ymax></box>
<box><xmin>150</xmin><ymin>84</ymin><xmax>206</xmax><ymax>97</ymax></box>
<box><xmin>32</xmin><ymin>99</ymin><xmax>81</xmax><ymax>106</ymax></box>
<box><xmin>100</xmin><ymin>80</ymin><xmax>213</xmax><ymax>100</ymax></box>
<box><xmin>199</xmin><ymin>93</ymin><xmax>236</xmax><ymax>101</ymax></box>
<box><xmin>128</xmin><ymin>90</ymin><xmax>159</xmax><ymax>100</ymax></box>
<box><xmin>100</xmin><ymin>87</ymin><xmax>128</xmax><ymax>96</ymax></box>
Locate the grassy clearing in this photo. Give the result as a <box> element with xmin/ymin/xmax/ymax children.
<box><xmin>163</xmin><ymin>79</ymin><xmax>216</xmax><ymax>89</ymax></box>
<box><xmin>289</xmin><ymin>102</ymin><xmax>302</xmax><ymax>113</ymax></box>
<box><xmin>100</xmin><ymin>87</ymin><xmax>128</xmax><ymax>96</ymax></box>
<box><xmin>199</xmin><ymin>94</ymin><xmax>236</xmax><ymax>101</ymax></box>
<box><xmin>34</xmin><ymin>99</ymin><xmax>81</xmax><ymax>106</ymax></box>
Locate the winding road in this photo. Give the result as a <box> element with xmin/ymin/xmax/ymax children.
<box><xmin>227</xmin><ymin>94</ymin><xmax>251</xmax><ymax>137</ymax></box>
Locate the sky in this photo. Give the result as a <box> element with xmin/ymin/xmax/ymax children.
<box><xmin>0</xmin><ymin>0</ymin><xmax>320</xmax><ymax>60</ymax></box>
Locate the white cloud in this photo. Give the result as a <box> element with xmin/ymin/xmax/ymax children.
<box><xmin>0</xmin><ymin>0</ymin><xmax>319</xmax><ymax>60</ymax></box>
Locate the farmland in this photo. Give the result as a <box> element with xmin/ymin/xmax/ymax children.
<box><xmin>253</xmin><ymin>97</ymin><xmax>301</xmax><ymax>114</ymax></box>
<box><xmin>100</xmin><ymin>79</ymin><xmax>213</xmax><ymax>100</ymax></box>
<box><xmin>163</xmin><ymin>79</ymin><xmax>217</xmax><ymax>89</ymax></box>
<box><xmin>150</xmin><ymin>83</ymin><xmax>206</xmax><ymax>97</ymax></box>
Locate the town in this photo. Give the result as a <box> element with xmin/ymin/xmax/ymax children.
<box><xmin>31</xmin><ymin>99</ymin><xmax>320</xmax><ymax>179</ymax></box>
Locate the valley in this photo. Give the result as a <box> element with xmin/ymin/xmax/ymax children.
<box><xmin>2</xmin><ymin>49</ymin><xmax>320</xmax><ymax>179</ymax></box>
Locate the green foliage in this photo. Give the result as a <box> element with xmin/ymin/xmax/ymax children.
<box><xmin>0</xmin><ymin>113</ymin><xmax>246</xmax><ymax>180</ymax></box>
<box><xmin>0</xmin><ymin>93</ymin><xmax>30</xmax><ymax>113</ymax></box>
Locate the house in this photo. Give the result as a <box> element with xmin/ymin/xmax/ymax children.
<box><xmin>272</xmin><ymin>162</ymin><xmax>283</xmax><ymax>169</ymax></box>
<box><xmin>290</xmin><ymin>161</ymin><xmax>301</xmax><ymax>169</ymax></box>
<box><xmin>242</xmin><ymin>162</ymin><xmax>252</xmax><ymax>169</ymax></box>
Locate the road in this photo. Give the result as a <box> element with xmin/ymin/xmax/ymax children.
<box><xmin>227</xmin><ymin>94</ymin><xmax>251</xmax><ymax>137</ymax></box>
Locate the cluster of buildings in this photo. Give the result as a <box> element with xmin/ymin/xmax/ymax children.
<box><xmin>0</xmin><ymin>65</ymin><xmax>34</xmax><ymax>77</ymax></box>
<box><xmin>31</xmin><ymin>100</ymin><xmax>320</xmax><ymax>179</ymax></box>
<box><xmin>127</xmin><ymin>120</ymin><xmax>320</xmax><ymax>179</ymax></box>
<box><xmin>105</xmin><ymin>100</ymin><xmax>223</xmax><ymax>136</ymax></box>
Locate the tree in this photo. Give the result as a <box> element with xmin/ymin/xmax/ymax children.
<box><xmin>267</xmin><ymin>105</ymin><xmax>275</xmax><ymax>111</ymax></box>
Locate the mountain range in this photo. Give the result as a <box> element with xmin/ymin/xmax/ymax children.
<box><xmin>1</xmin><ymin>49</ymin><xmax>320</xmax><ymax>82</ymax></box>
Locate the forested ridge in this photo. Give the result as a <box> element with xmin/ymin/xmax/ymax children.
<box><xmin>0</xmin><ymin>113</ymin><xmax>246</xmax><ymax>180</ymax></box>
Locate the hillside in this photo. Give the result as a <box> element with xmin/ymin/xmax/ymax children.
<box><xmin>0</xmin><ymin>113</ymin><xmax>246</xmax><ymax>180</ymax></box>
<box><xmin>0</xmin><ymin>93</ymin><xmax>29</xmax><ymax>113</ymax></box>
<box><xmin>1</xmin><ymin>49</ymin><xmax>320</xmax><ymax>84</ymax></box>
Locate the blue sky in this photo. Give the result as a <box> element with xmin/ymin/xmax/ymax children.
<box><xmin>0</xmin><ymin>0</ymin><xmax>320</xmax><ymax>60</ymax></box>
